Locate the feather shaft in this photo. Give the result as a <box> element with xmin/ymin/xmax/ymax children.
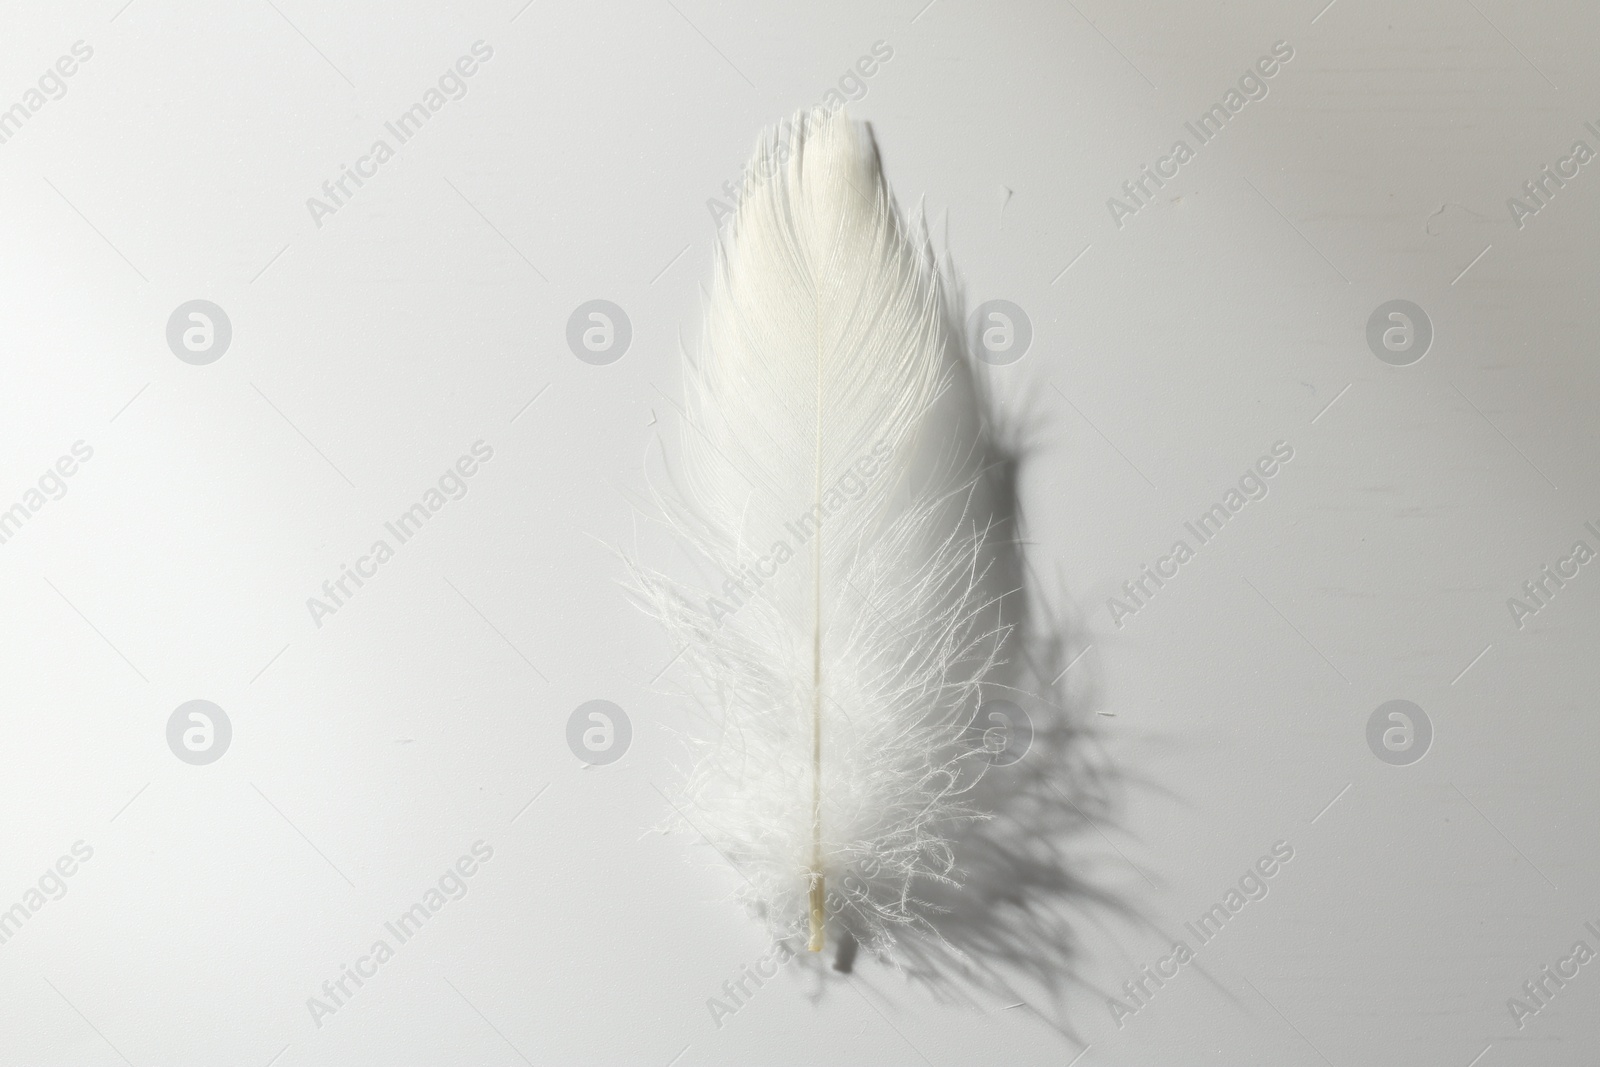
<box><xmin>809</xmin><ymin>284</ymin><xmax>826</xmax><ymax>951</ymax></box>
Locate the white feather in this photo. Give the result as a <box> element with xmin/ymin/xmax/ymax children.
<box><xmin>634</xmin><ymin>109</ymin><xmax>1005</xmax><ymax>957</ymax></box>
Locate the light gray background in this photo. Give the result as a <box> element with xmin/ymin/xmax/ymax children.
<box><xmin>2</xmin><ymin>0</ymin><xmax>1597</xmax><ymax>1064</ymax></box>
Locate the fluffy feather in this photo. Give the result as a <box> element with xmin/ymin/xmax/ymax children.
<box><xmin>635</xmin><ymin>109</ymin><xmax>1005</xmax><ymax>957</ymax></box>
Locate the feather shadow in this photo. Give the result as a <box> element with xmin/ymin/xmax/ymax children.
<box><xmin>630</xmin><ymin>112</ymin><xmax>1162</xmax><ymax>1036</ymax></box>
<box><xmin>786</xmin><ymin>161</ymin><xmax>1145</xmax><ymax>1037</ymax></box>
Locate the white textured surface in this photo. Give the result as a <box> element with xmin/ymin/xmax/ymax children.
<box><xmin>0</xmin><ymin>1</ymin><xmax>1596</xmax><ymax>1065</ymax></box>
